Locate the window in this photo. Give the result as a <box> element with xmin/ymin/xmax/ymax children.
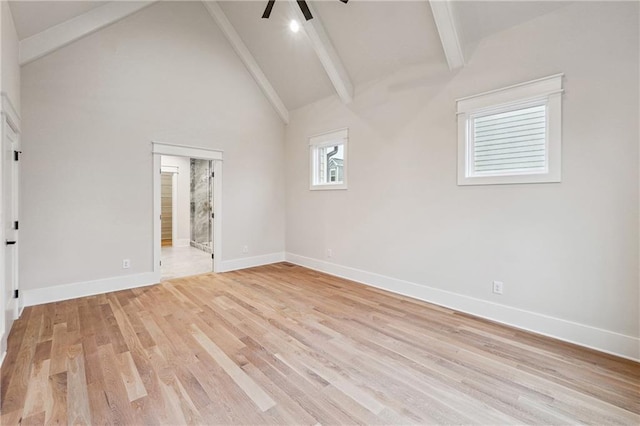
<box><xmin>309</xmin><ymin>128</ymin><xmax>348</xmax><ymax>190</ymax></box>
<box><xmin>457</xmin><ymin>74</ymin><xmax>563</xmax><ymax>185</ymax></box>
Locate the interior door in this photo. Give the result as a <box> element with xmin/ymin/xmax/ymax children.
<box><xmin>209</xmin><ymin>160</ymin><xmax>214</xmax><ymax>270</ymax></box>
<box><xmin>3</xmin><ymin>116</ymin><xmax>19</xmax><ymax>329</ymax></box>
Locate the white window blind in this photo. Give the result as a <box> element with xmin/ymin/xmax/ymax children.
<box><xmin>456</xmin><ymin>74</ymin><xmax>563</xmax><ymax>185</ymax></box>
<box><xmin>471</xmin><ymin>104</ymin><xmax>547</xmax><ymax>175</ymax></box>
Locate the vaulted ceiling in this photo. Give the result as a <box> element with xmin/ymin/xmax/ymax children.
<box><xmin>9</xmin><ymin>1</ymin><xmax>108</xmax><ymax>39</ymax></box>
<box><xmin>9</xmin><ymin>0</ymin><xmax>573</xmax><ymax>121</ymax></box>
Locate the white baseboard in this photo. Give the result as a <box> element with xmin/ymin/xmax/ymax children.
<box><xmin>220</xmin><ymin>252</ymin><xmax>285</xmax><ymax>273</ymax></box>
<box><xmin>23</xmin><ymin>272</ymin><xmax>159</xmax><ymax>307</ymax></box>
<box><xmin>173</xmin><ymin>239</ymin><xmax>190</xmax><ymax>247</ymax></box>
<box><xmin>0</xmin><ymin>331</ymin><xmax>6</xmax><ymax>369</ymax></box>
<box><xmin>21</xmin><ymin>251</ymin><xmax>287</xmax><ymax>307</ymax></box>
<box><xmin>285</xmin><ymin>252</ymin><xmax>640</xmax><ymax>362</ymax></box>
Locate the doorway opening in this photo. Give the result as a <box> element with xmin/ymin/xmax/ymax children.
<box><xmin>159</xmin><ymin>155</ymin><xmax>214</xmax><ymax>280</ymax></box>
<box><xmin>152</xmin><ymin>143</ymin><xmax>222</xmax><ymax>282</ymax></box>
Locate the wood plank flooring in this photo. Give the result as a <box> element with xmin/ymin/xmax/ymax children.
<box><xmin>1</xmin><ymin>263</ymin><xmax>639</xmax><ymax>425</ymax></box>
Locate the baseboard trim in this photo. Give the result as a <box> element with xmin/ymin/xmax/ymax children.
<box><xmin>173</xmin><ymin>239</ymin><xmax>190</xmax><ymax>247</ymax></box>
<box><xmin>23</xmin><ymin>272</ymin><xmax>159</xmax><ymax>307</ymax></box>
<box><xmin>0</xmin><ymin>330</ymin><xmax>6</xmax><ymax>369</ymax></box>
<box><xmin>285</xmin><ymin>252</ymin><xmax>640</xmax><ymax>362</ymax></box>
<box><xmin>21</xmin><ymin>251</ymin><xmax>287</xmax><ymax>307</ymax></box>
<box><xmin>220</xmin><ymin>252</ymin><xmax>285</xmax><ymax>273</ymax></box>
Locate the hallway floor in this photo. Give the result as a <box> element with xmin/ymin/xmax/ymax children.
<box><xmin>161</xmin><ymin>245</ymin><xmax>212</xmax><ymax>280</ymax></box>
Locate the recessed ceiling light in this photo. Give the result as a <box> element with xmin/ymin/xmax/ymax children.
<box><xmin>289</xmin><ymin>19</ymin><xmax>300</xmax><ymax>33</ymax></box>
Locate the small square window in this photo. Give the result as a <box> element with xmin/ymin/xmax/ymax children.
<box><xmin>457</xmin><ymin>74</ymin><xmax>563</xmax><ymax>185</ymax></box>
<box><xmin>309</xmin><ymin>129</ymin><xmax>348</xmax><ymax>190</ymax></box>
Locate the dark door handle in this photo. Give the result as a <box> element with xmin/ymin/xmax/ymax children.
<box><xmin>6</xmin><ymin>241</ymin><xmax>16</xmax><ymax>245</ymax></box>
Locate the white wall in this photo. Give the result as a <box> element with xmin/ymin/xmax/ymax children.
<box><xmin>0</xmin><ymin>2</ymin><xmax>3</xmax><ymax>95</ymax></box>
<box><xmin>1</xmin><ymin>1</ymin><xmax>20</xmax><ymax>110</ymax></box>
<box><xmin>161</xmin><ymin>155</ymin><xmax>190</xmax><ymax>246</ymax></box>
<box><xmin>19</xmin><ymin>2</ymin><xmax>285</xmax><ymax>292</ymax></box>
<box><xmin>285</xmin><ymin>2</ymin><xmax>639</xmax><ymax>357</ymax></box>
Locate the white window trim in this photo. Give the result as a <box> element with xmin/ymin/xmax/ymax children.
<box><xmin>456</xmin><ymin>74</ymin><xmax>563</xmax><ymax>186</ymax></box>
<box><xmin>309</xmin><ymin>128</ymin><xmax>348</xmax><ymax>190</ymax></box>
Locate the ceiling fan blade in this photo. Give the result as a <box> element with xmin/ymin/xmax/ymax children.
<box><xmin>339</xmin><ymin>0</ymin><xmax>349</xmax><ymax>3</ymax></box>
<box><xmin>297</xmin><ymin>0</ymin><xmax>313</xmax><ymax>20</ymax></box>
<box><xmin>262</xmin><ymin>0</ymin><xmax>275</xmax><ymax>19</ymax></box>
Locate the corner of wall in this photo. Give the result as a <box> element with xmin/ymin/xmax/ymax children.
<box><xmin>219</xmin><ymin>252</ymin><xmax>285</xmax><ymax>273</ymax></box>
<box><xmin>285</xmin><ymin>252</ymin><xmax>640</xmax><ymax>362</ymax></box>
<box><xmin>1</xmin><ymin>1</ymin><xmax>20</xmax><ymax>113</ymax></box>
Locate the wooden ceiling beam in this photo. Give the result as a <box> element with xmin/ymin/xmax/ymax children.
<box><xmin>290</xmin><ymin>1</ymin><xmax>354</xmax><ymax>104</ymax></box>
<box><xmin>203</xmin><ymin>1</ymin><xmax>290</xmax><ymax>123</ymax></box>
<box><xmin>429</xmin><ymin>0</ymin><xmax>465</xmax><ymax>70</ymax></box>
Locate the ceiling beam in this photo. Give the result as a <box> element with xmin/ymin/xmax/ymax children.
<box><xmin>19</xmin><ymin>1</ymin><xmax>156</xmax><ymax>66</ymax></box>
<box><xmin>202</xmin><ymin>1</ymin><xmax>289</xmax><ymax>124</ymax></box>
<box><xmin>429</xmin><ymin>0</ymin><xmax>465</xmax><ymax>70</ymax></box>
<box><xmin>290</xmin><ymin>1</ymin><xmax>353</xmax><ymax>104</ymax></box>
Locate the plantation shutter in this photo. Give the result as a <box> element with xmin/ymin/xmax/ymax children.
<box><xmin>472</xmin><ymin>104</ymin><xmax>547</xmax><ymax>174</ymax></box>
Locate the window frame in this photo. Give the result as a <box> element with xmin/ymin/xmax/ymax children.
<box><xmin>309</xmin><ymin>128</ymin><xmax>348</xmax><ymax>191</ymax></box>
<box><xmin>329</xmin><ymin>167</ymin><xmax>337</xmax><ymax>182</ymax></box>
<box><xmin>456</xmin><ymin>74</ymin><xmax>564</xmax><ymax>186</ymax></box>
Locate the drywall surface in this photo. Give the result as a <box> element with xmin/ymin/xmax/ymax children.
<box><xmin>161</xmin><ymin>155</ymin><xmax>190</xmax><ymax>246</ymax></box>
<box><xmin>285</xmin><ymin>2</ymin><xmax>639</xmax><ymax>342</ymax></box>
<box><xmin>0</xmin><ymin>3</ymin><xmax>3</xmax><ymax>96</ymax></box>
<box><xmin>1</xmin><ymin>1</ymin><xmax>20</xmax><ymax>110</ymax></box>
<box><xmin>20</xmin><ymin>1</ymin><xmax>285</xmax><ymax>290</ymax></box>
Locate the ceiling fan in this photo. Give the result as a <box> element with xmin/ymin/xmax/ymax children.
<box><xmin>262</xmin><ymin>0</ymin><xmax>349</xmax><ymax>21</ymax></box>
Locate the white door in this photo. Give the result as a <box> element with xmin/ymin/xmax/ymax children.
<box><xmin>209</xmin><ymin>161</ymin><xmax>214</xmax><ymax>270</ymax></box>
<box><xmin>3</xmin><ymin>117</ymin><xmax>19</xmax><ymax>328</ymax></box>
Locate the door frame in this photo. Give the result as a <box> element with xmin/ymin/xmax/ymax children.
<box><xmin>1</xmin><ymin>93</ymin><xmax>21</xmax><ymax>358</ymax></box>
<box><xmin>152</xmin><ymin>142</ymin><xmax>223</xmax><ymax>281</ymax></box>
<box><xmin>4</xmin><ymin>117</ymin><xmax>19</xmax><ymax>320</ymax></box>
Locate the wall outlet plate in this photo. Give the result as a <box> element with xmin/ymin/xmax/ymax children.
<box><xmin>492</xmin><ymin>280</ymin><xmax>504</xmax><ymax>295</ymax></box>
<box><xmin>122</xmin><ymin>259</ymin><xmax>131</xmax><ymax>269</ymax></box>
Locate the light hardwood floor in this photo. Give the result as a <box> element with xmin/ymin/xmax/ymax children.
<box><xmin>1</xmin><ymin>263</ymin><xmax>638</xmax><ymax>425</ymax></box>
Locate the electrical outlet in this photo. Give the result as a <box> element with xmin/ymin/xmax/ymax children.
<box><xmin>122</xmin><ymin>259</ymin><xmax>131</xmax><ymax>269</ymax></box>
<box><xmin>327</xmin><ymin>249</ymin><xmax>333</xmax><ymax>258</ymax></box>
<box><xmin>492</xmin><ymin>281</ymin><xmax>504</xmax><ymax>295</ymax></box>
<box><xmin>242</xmin><ymin>245</ymin><xmax>249</xmax><ymax>254</ymax></box>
